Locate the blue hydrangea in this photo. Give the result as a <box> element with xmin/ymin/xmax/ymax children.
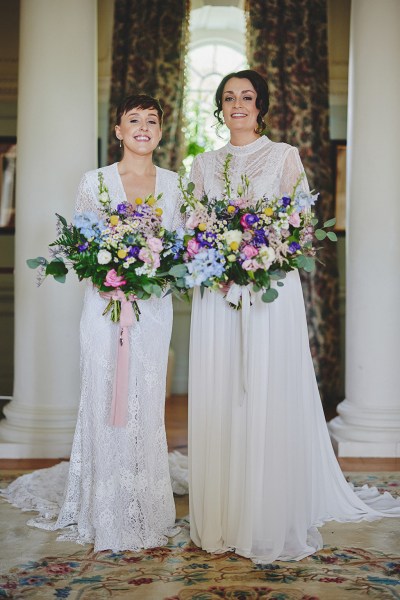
<box><xmin>293</xmin><ymin>191</ymin><xmax>318</xmax><ymax>212</ymax></box>
<box><xmin>73</xmin><ymin>212</ymin><xmax>106</xmax><ymax>241</ymax></box>
<box><xmin>185</xmin><ymin>248</ymin><xmax>225</xmax><ymax>288</ymax></box>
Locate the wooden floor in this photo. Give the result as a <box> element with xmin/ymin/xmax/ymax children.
<box><xmin>0</xmin><ymin>395</ymin><xmax>399</xmax><ymax>471</ymax></box>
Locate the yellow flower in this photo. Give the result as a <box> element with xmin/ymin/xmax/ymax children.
<box><xmin>227</xmin><ymin>254</ymin><xmax>236</xmax><ymax>262</ymax></box>
<box><xmin>117</xmin><ymin>249</ymin><xmax>127</xmax><ymax>259</ymax></box>
<box><xmin>155</xmin><ymin>207</ymin><xmax>163</xmax><ymax>216</ymax></box>
<box><xmin>264</xmin><ymin>207</ymin><xmax>273</xmax><ymax>216</ymax></box>
<box><xmin>198</xmin><ymin>223</ymin><xmax>207</xmax><ymax>231</ymax></box>
<box><xmin>227</xmin><ymin>205</ymin><xmax>236</xmax><ymax>214</ymax></box>
<box><xmin>110</xmin><ymin>215</ymin><xmax>119</xmax><ymax>226</ymax></box>
<box><xmin>146</xmin><ymin>196</ymin><xmax>156</xmax><ymax>206</ymax></box>
<box><xmin>230</xmin><ymin>241</ymin><xmax>239</xmax><ymax>251</ymax></box>
<box><xmin>135</xmin><ymin>197</ymin><xmax>143</xmax><ymax>205</ymax></box>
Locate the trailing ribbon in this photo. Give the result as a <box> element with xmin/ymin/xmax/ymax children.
<box><xmin>100</xmin><ymin>289</ymin><xmax>137</xmax><ymax>427</ymax></box>
<box><xmin>225</xmin><ymin>283</ymin><xmax>254</xmax><ymax>406</ymax></box>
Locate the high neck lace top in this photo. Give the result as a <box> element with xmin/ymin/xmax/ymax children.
<box><xmin>190</xmin><ymin>134</ymin><xmax>309</xmax><ymax>200</ymax></box>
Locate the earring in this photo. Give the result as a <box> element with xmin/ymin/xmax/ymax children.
<box><xmin>119</xmin><ymin>139</ymin><xmax>122</xmax><ymax>148</ymax></box>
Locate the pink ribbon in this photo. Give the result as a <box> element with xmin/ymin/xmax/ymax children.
<box><xmin>100</xmin><ymin>289</ymin><xmax>137</xmax><ymax>427</ymax></box>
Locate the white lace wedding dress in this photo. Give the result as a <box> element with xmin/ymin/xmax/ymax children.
<box><xmin>2</xmin><ymin>163</ymin><xmax>185</xmax><ymax>552</ymax></box>
<box><xmin>188</xmin><ymin>136</ymin><xmax>400</xmax><ymax>564</ymax></box>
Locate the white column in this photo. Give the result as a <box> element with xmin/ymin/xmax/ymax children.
<box><xmin>0</xmin><ymin>0</ymin><xmax>97</xmax><ymax>458</ymax></box>
<box><xmin>329</xmin><ymin>0</ymin><xmax>400</xmax><ymax>457</ymax></box>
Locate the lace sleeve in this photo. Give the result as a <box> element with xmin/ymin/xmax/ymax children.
<box><xmin>279</xmin><ymin>146</ymin><xmax>310</xmax><ymax>195</ymax></box>
<box><xmin>189</xmin><ymin>154</ymin><xmax>205</xmax><ymax>198</ymax></box>
<box><xmin>75</xmin><ymin>172</ymin><xmax>98</xmax><ymax>214</ymax></box>
<box><xmin>171</xmin><ymin>190</ymin><xmax>185</xmax><ymax>229</ymax></box>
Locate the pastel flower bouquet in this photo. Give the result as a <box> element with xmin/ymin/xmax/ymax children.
<box><xmin>27</xmin><ymin>172</ymin><xmax>178</xmax><ymax>322</ymax></box>
<box><xmin>174</xmin><ymin>154</ymin><xmax>337</xmax><ymax>306</ymax></box>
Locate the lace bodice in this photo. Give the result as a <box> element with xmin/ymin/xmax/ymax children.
<box><xmin>190</xmin><ymin>135</ymin><xmax>309</xmax><ymax>201</ymax></box>
<box><xmin>75</xmin><ymin>162</ymin><xmax>183</xmax><ymax>230</ymax></box>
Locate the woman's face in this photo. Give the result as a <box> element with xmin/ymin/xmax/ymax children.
<box><xmin>115</xmin><ymin>107</ymin><xmax>162</xmax><ymax>156</ymax></box>
<box><xmin>221</xmin><ymin>77</ymin><xmax>259</xmax><ymax>134</ymax></box>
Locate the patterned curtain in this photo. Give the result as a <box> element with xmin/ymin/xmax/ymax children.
<box><xmin>107</xmin><ymin>0</ymin><xmax>190</xmax><ymax>171</ymax></box>
<box><xmin>245</xmin><ymin>0</ymin><xmax>340</xmax><ymax>409</ymax></box>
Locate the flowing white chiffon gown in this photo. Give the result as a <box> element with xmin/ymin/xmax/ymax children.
<box><xmin>2</xmin><ymin>163</ymin><xmax>184</xmax><ymax>552</ymax></box>
<box><xmin>188</xmin><ymin>136</ymin><xmax>400</xmax><ymax>564</ymax></box>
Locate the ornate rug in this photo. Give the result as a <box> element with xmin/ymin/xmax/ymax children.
<box><xmin>0</xmin><ymin>472</ymin><xmax>399</xmax><ymax>599</ymax></box>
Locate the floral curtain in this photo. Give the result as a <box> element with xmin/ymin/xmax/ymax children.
<box><xmin>107</xmin><ymin>0</ymin><xmax>190</xmax><ymax>171</ymax></box>
<box><xmin>245</xmin><ymin>0</ymin><xmax>340</xmax><ymax>409</ymax></box>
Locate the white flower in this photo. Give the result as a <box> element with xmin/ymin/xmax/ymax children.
<box><xmin>99</xmin><ymin>191</ymin><xmax>109</xmax><ymax>204</ymax></box>
<box><xmin>224</xmin><ymin>229</ymin><xmax>242</xmax><ymax>246</ymax></box>
<box><xmin>97</xmin><ymin>249</ymin><xmax>112</xmax><ymax>264</ymax></box>
<box><xmin>258</xmin><ymin>246</ymin><xmax>276</xmax><ymax>268</ymax></box>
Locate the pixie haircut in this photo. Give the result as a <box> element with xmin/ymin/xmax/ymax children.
<box><xmin>115</xmin><ymin>94</ymin><xmax>164</xmax><ymax>126</ymax></box>
<box><xmin>214</xmin><ymin>70</ymin><xmax>269</xmax><ymax>132</ymax></box>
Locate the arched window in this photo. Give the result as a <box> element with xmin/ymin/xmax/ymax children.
<box><xmin>184</xmin><ymin>5</ymin><xmax>247</xmax><ymax>165</ymax></box>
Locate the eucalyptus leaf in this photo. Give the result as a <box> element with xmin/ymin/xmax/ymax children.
<box><xmin>270</xmin><ymin>269</ymin><xmax>287</xmax><ymax>280</ymax></box>
<box><xmin>315</xmin><ymin>229</ymin><xmax>327</xmax><ymax>240</ymax></box>
<box><xmin>26</xmin><ymin>257</ymin><xmax>48</xmax><ymax>269</ymax></box>
<box><xmin>323</xmin><ymin>217</ymin><xmax>336</xmax><ymax>228</ymax></box>
<box><xmin>327</xmin><ymin>231</ymin><xmax>338</xmax><ymax>242</ymax></box>
<box><xmin>277</xmin><ymin>281</ymin><xmax>284</xmax><ymax>287</ymax></box>
<box><xmin>169</xmin><ymin>264</ymin><xmax>188</xmax><ymax>277</ymax></box>
<box><xmin>151</xmin><ymin>284</ymin><xmax>162</xmax><ymax>298</ymax></box>
<box><xmin>311</xmin><ymin>217</ymin><xmax>318</xmax><ymax>226</ymax></box>
<box><xmin>262</xmin><ymin>288</ymin><xmax>279</xmax><ymax>303</ymax></box>
<box><xmin>295</xmin><ymin>255</ymin><xmax>307</xmax><ymax>268</ymax></box>
<box><xmin>303</xmin><ymin>257</ymin><xmax>316</xmax><ymax>272</ymax></box>
<box><xmin>53</xmin><ymin>274</ymin><xmax>67</xmax><ymax>283</ymax></box>
<box><xmin>46</xmin><ymin>260</ymin><xmax>68</xmax><ymax>276</ymax></box>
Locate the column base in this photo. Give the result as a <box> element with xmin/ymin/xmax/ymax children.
<box><xmin>0</xmin><ymin>398</ymin><xmax>77</xmax><ymax>456</ymax></box>
<box><xmin>0</xmin><ymin>441</ymin><xmax>71</xmax><ymax>459</ymax></box>
<box><xmin>329</xmin><ymin>422</ymin><xmax>400</xmax><ymax>457</ymax></box>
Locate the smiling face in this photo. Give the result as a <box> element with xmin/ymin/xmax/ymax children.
<box><xmin>115</xmin><ymin>107</ymin><xmax>162</xmax><ymax>156</ymax></box>
<box><xmin>221</xmin><ymin>77</ymin><xmax>259</xmax><ymax>137</ymax></box>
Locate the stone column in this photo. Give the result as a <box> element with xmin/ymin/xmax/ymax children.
<box><xmin>329</xmin><ymin>0</ymin><xmax>400</xmax><ymax>457</ymax></box>
<box><xmin>0</xmin><ymin>0</ymin><xmax>97</xmax><ymax>458</ymax></box>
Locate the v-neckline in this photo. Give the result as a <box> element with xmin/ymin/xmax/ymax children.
<box><xmin>114</xmin><ymin>162</ymin><xmax>159</xmax><ymax>206</ymax></box>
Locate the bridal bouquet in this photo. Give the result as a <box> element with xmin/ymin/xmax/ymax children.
<box><xmin>173</xmin><ymin>154</ymin><xmax>336</xmax><ymax>305</ymax></box>
<box><xmin>27</xmin><ymin>172</ymin><xmax>178</xmax><ymax>322</ymax></box>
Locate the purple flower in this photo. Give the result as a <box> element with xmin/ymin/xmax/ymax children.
<box><xmin>196</xmin><ymin>232</ymin><xmax>215</xmax><ymax>248</ymax></box>
<box><xmin>128</xmin><ymin>246</ymin><xmax>140</xmax><ymax>258</ymax></box>
<box><xmin>117</xmin><ymin>203</ymin><xmax>128</xmax><ymax>215</ymax></box>
<box><xmin>254</xmin><ymin>228</ymin><xmax>267</xmax><ymax>245</ymax></box>
<box><xmin>78</xmin><ymin>242</ymin><xmax>89</xmax><ymax>252</ymax></box>
<box><xmin>288</xmin><ymin>241</ymin><xmax>301</xmax><ymax>253</ymax></box>
<box><xmin>281</xmin><ymin>196</ymin><xmax>291</xmax><ymax>207</ymax></box>
<box><xmin>241</xmin><ymin>213</ymin><xmax>259</xmax><ymax>228</ymax></box>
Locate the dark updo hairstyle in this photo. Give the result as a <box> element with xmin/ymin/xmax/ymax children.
<box><xmin>214</xmin><ymin>69</ymin><xmax>269</xmax><ymax>134</ymax></box>
<box><xmin>115</xmin><ymin>93</ymin><xmax>164</xmax><ymax>126</ymax></box>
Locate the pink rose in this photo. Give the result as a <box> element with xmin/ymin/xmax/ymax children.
<box><xmin>147</xmin><ymin>237</ymin><xmax>163</xmax><ymax>252</ymax></box>
<box><xmin>139</xmin><ymin>247</ymin><xmax>160</xmax><ymax>269</ymax></box>
<box><xmin>240</xmin><ymin>213</ymin><xmax>252</xmax><ymax>229</ymax></box>
<box><xmin>242</xmin><ymin>259</ymin><xmax>260</xmax><ymax>271</ymax></box>
<box><xmin>186</xmin><ymin>214</ymin><xmax>200</xmax><ymax>229</ymax></box>
<box><xmin>234</xmin><ymin>197</ymin><xmax>250</xmax><ymax>209</ymax></box>
<box><xmin>104</xmin><ymin>269</ymin><xmax>126</xmax><ymax>288</ymax></box>
<box><xmin>242</xmin><ymin>245</ymin><xmax>258</xmax><ymax>259</ymax></box>
<box><xmin>288</xmin><ymin>212</ymin><xmax>301</xmax><ymax>227</ymax></box>
<box><xmin>139</xmin><ymin>247</ymin><xmax>152</xmax><ymax>264</ymax></box>
<box><xmin>152</xmin><ymin>252</ymin><xmax>160</xmax><ymax>269</ymax></box>
<box><xmin>187</xmin><ymin>238</ymin><xmax>200</xmax><ymax>257</ymax></box>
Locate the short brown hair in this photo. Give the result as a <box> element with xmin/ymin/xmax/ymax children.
<box><xmin>115</xmin><ymin>93</ymin><xmax>164</xmax><ymax>126</ymax></box>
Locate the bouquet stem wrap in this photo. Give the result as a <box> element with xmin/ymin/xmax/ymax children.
<box><xmin>100</xmin><ymin>290</ymin><xmax>138</xmax><ymax>427</ymax></box>
<box><xmin>225</xmin><ymin>284</ymin><xmax>254</xmax><ymax>406</ymax></box>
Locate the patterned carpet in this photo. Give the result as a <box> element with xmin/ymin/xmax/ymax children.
<box><xmin>0</xmin><ymin>472</ymin><xmax>399</xmax><ymax>599</ymax></box>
